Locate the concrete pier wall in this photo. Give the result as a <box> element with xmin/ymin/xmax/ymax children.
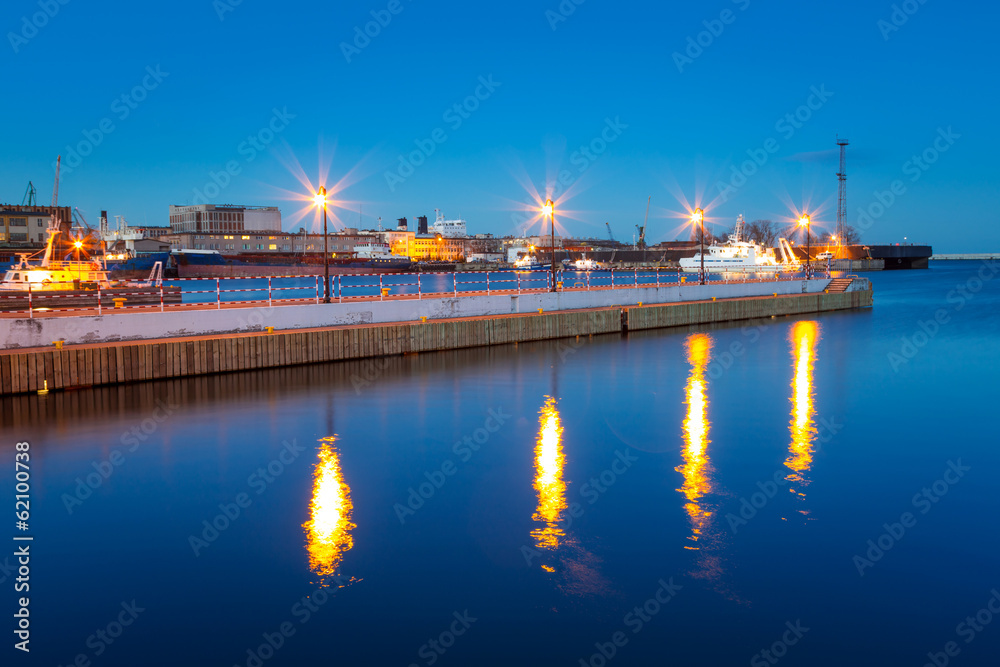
<box><xmin>0</xmin><ymin>286</ymin><xmax>872</xmax><ymax>396</ymax></box>
<box><xmin>0</xmin><ymin>279</ymin><xmax>830</xmax><ymax>350</ymax></box>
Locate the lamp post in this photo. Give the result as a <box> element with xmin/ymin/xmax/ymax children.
<box><xmin>315</xmin><ymin>187</ymin><xmax>330</xmax><ymax>302</ymax></box>
<box><xmin>798</xmin><ymin>214</ymin><xmax>811</xmax><ymax>279</ymax></box>
<box><xmin>543</xmin><ymin>199</ymin><xmax>556</xmax><ymax>292</ymax></box>
<box><xmin>692</xmin><ymin>208</ymin><xmax>705</xmax><ymax>284</ymax></box>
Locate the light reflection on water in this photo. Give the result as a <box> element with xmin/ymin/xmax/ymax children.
<box><xmin>531</xmin><ymin>396</ymin><xmax>567</xmax><ymax>552</ymax></box>
<box><xmin>677</xmin><ymin>333</ymin><xmax>714</xmax><ymax>547</ymax></box>
<box><xmin>785</xmin><ymin>321</ymin><xmax>820</xmax><ymax>497</ymax></box>
<box><xmin>303</xmin><ymin>436</ymin><xmax>355</xmax><ymax>586</ymax></box>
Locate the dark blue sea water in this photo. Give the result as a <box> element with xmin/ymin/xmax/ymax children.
<box><xmin>4</xmin><ymin>260</ymin><xmax>999</xmax><ymax>666</ymax></box>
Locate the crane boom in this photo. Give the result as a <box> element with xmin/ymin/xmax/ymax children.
<box><xmin>605</xmin><ymin>222</ymin><xmax>615</xmax><ymax>242</ymax></box>
<box><xmin>22</xmin><ymin>181</ymin><xmax>37</xmax><ymax>206</ymax></box>
<box><xmin>51</xmin><ymin>155</ymin><xmax>61</xmax><ymax>207</ymax></box>
<box><xmin>636</xmin><ymin>196</ymin><xmax>650</xmax><ymax>249</ymax></box>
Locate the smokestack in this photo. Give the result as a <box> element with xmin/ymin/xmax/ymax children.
<box><xmin>397</xmin><ymin>217</ymin><xmax>407</xmax><ymax>231</ymax></box>
<box><xmin>418</xmin><ymin>215</ymin><xmax>428</xmax><ymax>234</ymax></box>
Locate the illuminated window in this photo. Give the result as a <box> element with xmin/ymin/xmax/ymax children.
<box><xmin>269</xmin><ymin>244</ymin><xmax>277</xmax><ymax>250</ymax></box>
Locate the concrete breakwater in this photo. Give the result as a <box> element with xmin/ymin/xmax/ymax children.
<box><xmin>1</xmin><ymin>277</ymin><xmax>846</xmax><ymax>349</ymax></box>
<box><xmin>0</xmin><ymin>285</ymin><xmax>871</xmax><ymax>396</ymax></box>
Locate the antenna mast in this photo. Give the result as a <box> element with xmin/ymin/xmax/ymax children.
<box><xmin>836</xmin><ymin>137</ymin><xmax>849</xmax><ymax>246</ymax></box>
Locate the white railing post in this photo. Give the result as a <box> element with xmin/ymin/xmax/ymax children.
<box><xmin>315</xmin><ymin>276</ymin><xmax>319</xmax><ymax>304</ymax></box>
<box><xmin>98</xmin><ymin>283</ymin><xmax>102</xmax><ymax>315</ymax></box>
<box><xmin>611</xmin><ymin>270</ymin><xmax>615</xmax><ymax>290</ymax></box>
<box><xmin>379</xmin><ymin>273</ymin><xmax>384</xmax><ymax>301</ymax></box>
<box><xmin>338</xmin><ymin>275</ymin><xmax>342</xmax><ymax>304</ymax></box>
<box><xmin>159</xmin><ymin>283</ymin><xmax>164</xmax><ymax>312</ymax></box>
<box><xmin>517</xmin><ymin>272</ymin><xmax>521</xmax><ymax>294</ymax></box>
<box><xmin>454</xmin><ymin>273</ymin><xmax>458</xmax><ymax>297</ymax></box>
<box><xmin>418</xmin><ymin>272</ymin><xmax>422</xmax><ymax>300</ymax></box>
<box><xmin>486</xmin><ymin>271</ymin><xmax>490</xmax><ymax>295</ymax></box>
<box><xmin>216</xmin><ymin>279</ymin><xmax>221</xmax><ymax>310</ymax></box>
<box><xmin>587</xmin><ymin>271</ymin><xmax>591</xmax><ymax>290</ymax></box>
<box><xmin>27</xmin><ymin>281</ymin><xmax>32</xmax><ymax>319</ymax></box>
<box><xmin>634</xmin><ymin>268</ymin><xmax>638</xmax><ymax>288</ymax></box>
<box><xmin>268</xmin><ymin>276</ymin><xmax>273</xmax><ymax>307</ymax></box>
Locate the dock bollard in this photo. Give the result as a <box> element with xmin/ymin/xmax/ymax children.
<box><xmin>266</xmin><ymin>326</ymin><xmax>275</xmax><ymax>334</ymax></box>
<box><xmin>773</xmin><ymin>293</ymin><xmax>777</xmax><ymax>297</ymax></box>
<box><xmin>538</xmin><ymin>308</ymin><xmax>544</xmax><ymax>314</ymax></box>
<box><xmin>420</xmin><ymin>316</ymin><xmax>427</xmax><ymax>322</ymax></box>
<box><xmin>53</xmin><ymin>341</ymin><xmax>63</xmax><ymax>349</ymax></box>
<box><xmin>711</xmin><ymin>297</ymin><xmax>716</xmax><ymax>301</ymax></box>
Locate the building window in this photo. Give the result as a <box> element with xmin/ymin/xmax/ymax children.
<box><xmin>10</xmin><ymin>217</ymin><xmax>27</xmax><ymax>227</ymax></box>
<box><xmin>269</xmin><ymin>244</ymin><xmax>277</xmax><ymax>250</ymax></box>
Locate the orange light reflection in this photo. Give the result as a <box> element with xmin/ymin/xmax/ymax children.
<box><xmin>785</xmin><ymin>321</ymin><xmax>820</xmax><ymax>489</ymax></box>
<box><xmin>677</xmin><ymin>333</ymin><xmax>713</xmax><ymax>547</ymax></box>
<box><xmin>303</xmin><ymin>437</ymin><xmax>355</xmax><ymax>584</ymax></box>
<box><xmin>531</xmin><ymin>396</ymin><xmax>567</xmax><ymax>551</ymax></box>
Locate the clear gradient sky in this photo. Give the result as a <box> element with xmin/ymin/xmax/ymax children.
<box><xmin>2</xmin><ymin>0</ymin><xmax>997</xmax><ymax>252</ymax></box>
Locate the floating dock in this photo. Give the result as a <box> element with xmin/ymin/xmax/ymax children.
<box><xmin>0</xmin><ymin>277</ymin><xmax>871</xmax><ymax>396</ymax></box>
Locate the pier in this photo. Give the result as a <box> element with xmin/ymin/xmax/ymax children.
<box><xmin>0</xmin><ymin>275</ymin><xmax>871</xmax><ymax>396</ymax></box>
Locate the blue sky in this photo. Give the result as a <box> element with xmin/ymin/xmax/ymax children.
<box><xmin>2</xmin><ymin>0</ymin><xmax>996</xmax><ymax>251</ymax></box>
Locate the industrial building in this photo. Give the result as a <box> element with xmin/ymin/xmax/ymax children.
<box><xmin>158</xmin><ymin>228</ymin><xmax>381</xmax><ymax>255</ymax></box>
<box><xmin>0</xmin><ymin>205</ymin><xmax>71</xmax><ymax>243</ymax></box>
<box><xmin>168</xmin><ymin>204</ymin><xmax>281</xmax><ymax>234</ymax></box>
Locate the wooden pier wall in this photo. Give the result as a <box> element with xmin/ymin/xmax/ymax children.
<box><xmin>0</xmin><ymin>290</ymin><xmax>870</xmax><ymax>396</ymax></box>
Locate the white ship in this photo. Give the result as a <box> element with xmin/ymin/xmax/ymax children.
<box><xmin>353</xmin><ymin>240</ymin><xmax>395</xmax><ymax>259</ymax></box>
<box><xmin>430</xmin><ymin>209</ymin><xmax>467</xmax><ymax>238</ymax></box>
<box><xmin>571</xmin><ymin>255</ymin><xmax>602</xmax><ymax>270</ymax></box>
<box><xmin>679</xmin><ymin>215</ymin><xmax>799</xmax><ymax>274</ymax></box>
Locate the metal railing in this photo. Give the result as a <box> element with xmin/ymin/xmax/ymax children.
<box><xmin>0</xmin><ymin>268</ymin><xmax>815</xmax><ymax>317</ymax></box>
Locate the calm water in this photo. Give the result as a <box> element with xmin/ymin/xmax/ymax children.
<box><xmin>4</xmin><ymin>261</ymin><xmax>999</xmax><ymax>666</ymax></box>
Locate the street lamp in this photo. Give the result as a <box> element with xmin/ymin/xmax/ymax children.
<box><xmin>798</xmin><ymin>214</ymin><xmax>811</xmax><ymax>279</ymax></box>
<box><xmin>314</xmin><ymin>186</ymin><xmax>330</xmax><ymax>302</ymax></box>
<box><xmin>543</xmin><ymin>199</ymin><xmax>556</xmax><ymax>292</ymax></box>
<box><xmin>691</xmin><ymin>208</ymin><xmax>705</xmax><ymax>284</ymax></box>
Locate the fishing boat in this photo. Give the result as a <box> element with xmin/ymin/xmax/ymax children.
<box><xmin>0</xmin><ymin>219</ymin><xmax>111</xmax><ymax>291</ymax></box>
<box><xmin>0</xmin><ymin>218</ymin><xmax>178</xmax><ymax>311</ymax></box>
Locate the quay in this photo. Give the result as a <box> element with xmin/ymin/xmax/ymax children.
<box><xmin>0</xmin><ymin>276</ymin><xmax>872</xmax><ymax>396</ymax></box>
<box><xmin>930</xmin><ymin>253</ymin><xmax>1000</xmax><ymax>260</ymax></box>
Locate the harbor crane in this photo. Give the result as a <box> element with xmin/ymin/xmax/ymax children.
<box><xmin>605</xmin><ymin>222</ymin><xmax>615</xmax><ymax>242</ymax></box>
<box><xmin>51</xmin><ymin>155</ymin><xmax>61</xmax><ymax>207</ymax></box>
<box><xmin>22</xmin><ymin>181</ymin><xmax>37</xmax><ymax>206</ymax></box>
<box><xmin>635</xmin><ymin>196</ymin><xmax>650</xmax><ymax>249</ymax></box>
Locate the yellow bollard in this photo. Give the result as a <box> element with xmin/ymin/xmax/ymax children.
<box><xmin>711</xmin><ymin>297</ymin><xmax>716</xmax><ymax>301</ymax></box>
<box><xmin>638</xmin><ymin>302</ymin><xmax>643</xmax><ymax>307</ymax></box>
<box><xmin>266</xmin><ymin>326</ymin><xmax>275</xmax><ymax>334</ymax></box>
<box><xmin>420</xmin><ymin>316</ymin><xmax>427</xmax><ymax>322</ymax></box>
<box><xmin>538</xmin><ymin>308</ymin><xmax>544</xmax><ymax>314</ymax></box>
<box><xmin>53</xmin><ymin>341</ymin><xmax>63</xmax><ymax>349</ymax></box>
<box><xmin>773</xmin><ymin>293</ymin><xmax>778</xmax><ymax>297</ymax></box>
